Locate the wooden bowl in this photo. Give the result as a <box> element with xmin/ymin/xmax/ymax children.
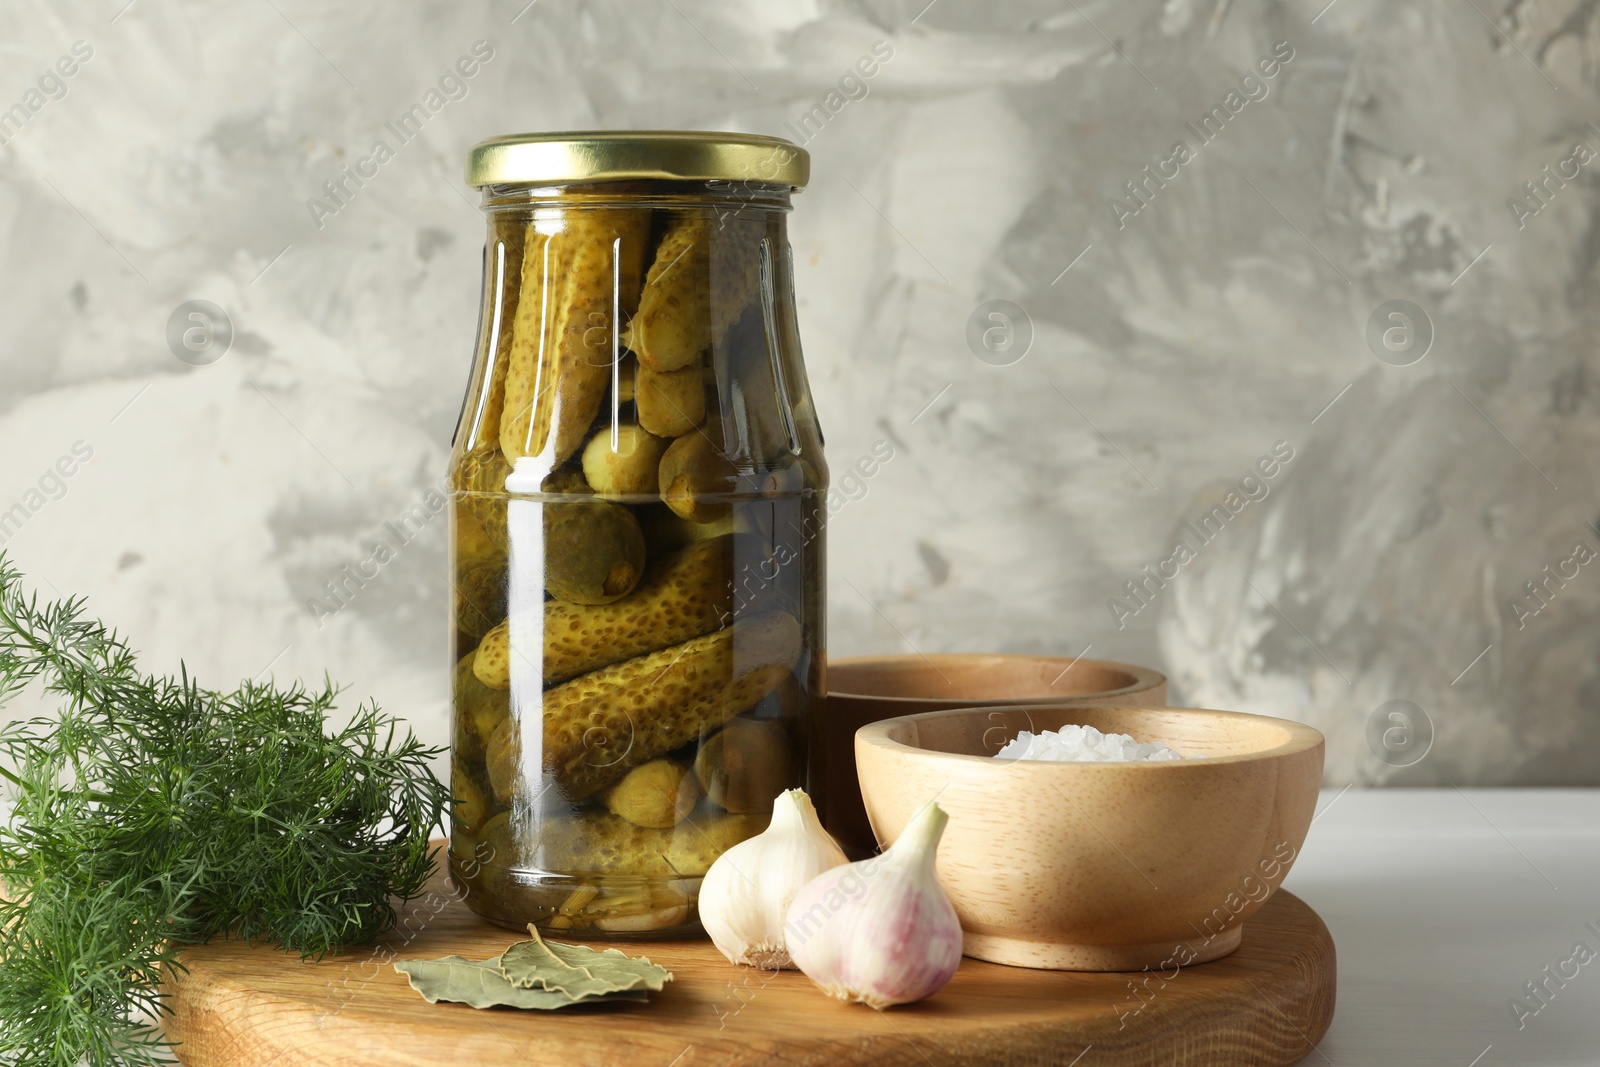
<box><xmin>855</xmin><ymin>705</ymin><xmax>1324</xmax><ymax>971</ymax></box>
<box><xmin>822</xmin><ymin>655</ymin><xmax>1166</xmax><ymax>858</ymax></box>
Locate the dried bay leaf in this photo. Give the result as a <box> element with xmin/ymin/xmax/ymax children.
<box><xmin>394</xmin><ymin>955</ymin><xmax>649</xmax><ymax>1010</ymax></box>
<box><xmin>499</xmin><ymin>925</ymin><xmax>673</xmax><ymax>996</ymax></box>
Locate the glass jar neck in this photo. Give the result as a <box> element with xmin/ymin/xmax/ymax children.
<box><xmin>478</xmin><ymin>179</ymin><xmax>795</xmax><ymax>214</ymax></box>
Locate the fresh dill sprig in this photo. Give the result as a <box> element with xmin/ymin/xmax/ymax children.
<box><xmin>0</xmin><ymin>554</ymin><xmax>450</xmax><ymax>1067</ymax></box>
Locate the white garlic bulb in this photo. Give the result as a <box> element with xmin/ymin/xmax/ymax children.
<box><xmin>699</xmin><ymin>788</ymin><xmax>849</xmax><ymax>969</ymax></box>
<box><xmin>783</xmin><ymin>800</ymin><xmax>962</xmax><ymax>1009</ymax></box>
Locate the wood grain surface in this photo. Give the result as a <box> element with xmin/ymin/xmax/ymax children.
<box><xmin>162</xmin><ymin>850</ymin><xmax>1336</xmax><ymax>1067</ymax></box>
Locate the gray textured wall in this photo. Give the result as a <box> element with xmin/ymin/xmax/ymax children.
<box><xmin>0</xmin><ymin>0</ymin><xmax>1593</xmax><ymax>785</ymax></box>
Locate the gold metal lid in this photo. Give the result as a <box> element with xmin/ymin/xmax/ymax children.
<box><xmin>465</xmin><ymin>130</ymin><xmax>809</xmax><ymax>189</ymax></box>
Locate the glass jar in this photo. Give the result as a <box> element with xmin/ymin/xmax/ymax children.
<box><xmin>447</xmin><ymin>132</ymin><xmax>827</xmax><ymax>938</ymax></box>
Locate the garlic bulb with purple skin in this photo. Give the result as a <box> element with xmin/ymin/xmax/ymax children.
<box><xmin>783</xmin><ymin>800</ymin><xmax>963</xmax><ymax>1009</ymax></box>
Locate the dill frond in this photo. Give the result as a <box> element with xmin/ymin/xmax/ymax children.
<box><xmin>0</xmin><ymin>554</ymin><xmax>449</xmax><ymax>1066</ymax></box>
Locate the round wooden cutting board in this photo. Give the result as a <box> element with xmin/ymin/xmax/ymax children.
<box><xmin>162</xmin><ymin>852</ymin><xmax>1335</xmax><ymax>1067</ymax></box>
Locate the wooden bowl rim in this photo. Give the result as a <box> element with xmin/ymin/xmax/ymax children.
<box><xmin>855</xmin><ymin>704</ymin><xmax>1325</xmax><ymax>768</ymax></box>
<box><xmin>826</xmin><ymin>653</ymin><xmax>1166</xmax><ymax>703</ymax></box>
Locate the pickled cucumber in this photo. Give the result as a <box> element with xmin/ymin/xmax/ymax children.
<box><xmin>544</xmin><ymin>536</ymin><xmax>735</xmax><ymax>682</ymax></box>
<box><xmin>463</xmin><ymin>811</ymin><xmax>524</xmax><ymax>903</ymax></box>
<box><xmin>473</xmin><ymin>535</ymin><xmax>735</xmax><ymax>689</ymax></box>
<box><xmin>486</xmin><ymin>716</ymin><xmax>516</xmax><ymax>806</ymax></box>
<box><xmin>453</xmin><ymin>558</ymin><xmax>506</xmax><ymax>640</ymax></box>
<box><xmin>627</xmin><ymin>214</ymin><xmax>761</xmax><ymax>373</ymax></box>
<box><xmin>615</xmin><ymin>356</ymin><xmax>638</xmax><ymax>403</ymax></box>
<box><xmin>659</xmin><ymin>423</ymin><xmax>736</xmax><ymax>523</ymax></box>
<box><xmin>600</xmin><ymin>759</ymin><xmax>701</xmax><ymax>828</ymax></box>
<box><xmin>452</xmin><ymin>762</ymin><xmax>496</xmax><ymax>836</ymax></box>
<box><xmin>454</xmin><ymin>503</ymin><xmax>498</xmax><ymax>564</ymax></box>
<box><xmin>542</xmin><ymin>468</ymin><xmax>593</xmax><ymax>495</ymax></box>
<box><xmin>636</xmin><ymin>361</ymin><xmax>706</xmax><ymax>438</ymax></box>
<box><xmin>581</xmin><ymin>424</ymin><xmax>667</xmax><ymax>498</ymax></box>
<box><xmin>454</xmin><ymin>651</ymin><xmax>509</xmax><ymax>764</ymax></box>
<box><xmin>463</xmin><ymin>214</ymin><xmax>526</xmax><ymax>453</ymax></box>
<box><xmin>468</xmin><ymin>808</ymin><xmax>760</xmax><ymax>881</ymax></box>
<box><xmin>543</xmin><ymin>809</ymin><xmax>766</xmax><ymax>876</ymax></box>
<box><xmin>541</xmin><ymin>610</ymin><xmax>802</xmax><ymax>799</ymax></box>
<box><xmin>717</xmin><ymin>303</ymin><xmax>802</xmax><ymax>468</ymax></box>
<box><xmin>472</xmin><ymin>621</ymin><xmax>511</xmax><ymax>691</ymax></box>
<box><xmin>544</xmin><ymin>500</ymin><xmax>646</xmax><ymax>605</ymax></box>
<box><xmin>454</xmin><ymin>449</ymin><xmax>511</xmax><ymax>553</ymax></box>
<box><xmin>694</xmin><ymin>718</ymin><xmax>796</xmax><ymax>814</ymax></box>
<box><xmin>501</xmin><ymin>213</ymin><xmax>649</xmax><ymax>466</ymax></box>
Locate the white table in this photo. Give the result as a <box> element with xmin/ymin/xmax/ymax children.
<box><xmin>1284</xmin><ymin>789</ymin><xmax>1600</xmax><ymax>1066</ymax></box>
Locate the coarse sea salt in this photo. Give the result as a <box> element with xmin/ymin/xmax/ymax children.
<box><xmin>994</xmin><ymin>724</ymin><xmax>1184</xmax><ymax>763</ymax></box>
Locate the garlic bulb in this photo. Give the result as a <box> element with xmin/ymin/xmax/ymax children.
<box><xmin>699</xmin><ymin>788</ymin><xmax>848</xmax><ymax>969</ymax></box>
<box><xmin>784</xmin><ymin>800</ymin><xmax>962</xmax><ymax>1009</ymax></box>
